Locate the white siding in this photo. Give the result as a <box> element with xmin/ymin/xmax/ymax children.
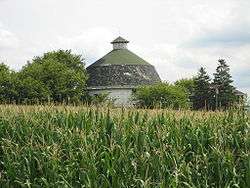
<box><xmin>88</xmin><ymin>88</ymin><xmax>133</xmax><ymax>106</ymax></box>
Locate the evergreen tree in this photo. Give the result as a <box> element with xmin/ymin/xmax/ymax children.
<box><xmin>193</xmin><ymin>67</ymin><xmax>211</xmax><ymax>110</ymax></box>
<box><xmin>212</xmin><ymin>59</ymin><xmax>236</xmax><ymax>109</ymax></box>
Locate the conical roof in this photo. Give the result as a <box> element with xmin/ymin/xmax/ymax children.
<box><xmin>111</xmin><ymin>36</ymin><xmax>129</xmax><ymax>44</ymax></box>
<box><xmin>87</xmin><ymin>37</ymin><xmax>161</xmax><ymax>88</ymax></box>
<box><xmin>88</xmin><ymin>49</ymin><xmax>150</xmax><ymax>67</ymax></box>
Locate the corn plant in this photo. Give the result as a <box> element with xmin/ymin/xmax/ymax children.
<box><xmin>0</xmin><ymin>105</ymin><xmax>249</xmax><ymax>187</ymax></box>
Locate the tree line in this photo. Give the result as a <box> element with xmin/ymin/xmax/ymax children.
<box><xmin>0</xmin><ymin>50</ymin><xmax>88</xmax><ymax>104</ymax></box>
<box><xmin>0</xmin><ymin>50</ymin><xmax>243</xmax><ymax>109</ymax></box>
<box><xmin>133</xmin><ymin>59</ymin><xmax>241</xmax><ymax>110</ymax></box>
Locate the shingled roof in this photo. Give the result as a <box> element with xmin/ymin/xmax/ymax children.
<box><xmin>87</xmin><ymin>37</ymin><xmax>161</xmax><ymax>88</ymax></box>
<box><xmin>88</xmin><ymin>49</ymin><xmax>150</xmax><ymax>67</ymax></box>
<box><xmin>111</xmin><ymin>36</ymin><xmax>129</xmax><ymax>44</ymax></box>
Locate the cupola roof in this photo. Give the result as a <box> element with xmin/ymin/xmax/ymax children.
<box><xmin>111</xmin><ymin>36</ymin><xmax>129</xmax><ymax>44</ymax></box>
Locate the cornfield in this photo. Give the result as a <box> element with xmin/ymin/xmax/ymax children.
<box><xmin>0</xmin><ymin>105</ymin><xmax>249</xmax><ymax>187</ymax></box>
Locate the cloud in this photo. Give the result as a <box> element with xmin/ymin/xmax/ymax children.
<box><xmin>0</xmin><ymin>26</ymin><xmax>119</xmax><ymax>69</ymax></box>
<box><xmin>233</xmin><ymin>68</ymin><xmax>250</xmax><ymax>89</ymax></box>
<box><xmin>0</xmin><ymin>24</ymin><xmax>19</xmax><ymax>49</ymax></box>
<box><xmin>0</xmin><ymin>23</ymin><xmax>22</xmax><ymax>67</ymax></box>
<box><xmin>54</xmin><ymin>27</ymin><xmax>117</xmax><ymax>66</ymax></box>
<box><xmin>185</xmin><ymin>27</ymin><xmax>250</xmax><ymax>48</ymax></box>
<box><xmin>183</xmin><ymin>1</ymin><xmax>250</xmax><ymax>48</ymax></box>
<box><xmin>0</xmin><ymin>0</ymin><xmax>249</xmax><ymax>96</ymax></box>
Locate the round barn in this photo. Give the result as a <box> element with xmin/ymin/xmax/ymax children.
<box><xmin>86</xmin><ymin>36</ymin><xmax>161</xmax><ymax>106</ymax></box>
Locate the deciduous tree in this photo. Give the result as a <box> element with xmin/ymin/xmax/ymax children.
<box><xmin>175</xmin><ymin>78</ymin><xmax>195</xmax><ymax>95</ymax></box>
<box><xmin>0</xmin><ymin>63</ymin><xmax>17</xmax><ymax>103</ymax></box>
<box><xmin>19</xmin><ymin>50</ymin><xmax>88</xmax><ymax>103</ymax></box>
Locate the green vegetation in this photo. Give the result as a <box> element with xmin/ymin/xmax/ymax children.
<box><xmin>18</xmin><ymin>50</ymin><xmax>88</xmax><ymax>104</ymax></box>
<box><xmin>133</xmin><ymin>59</ymin><xmax>241</xmax><ymax>110</ymax></box>
<box><xmin>0</xmin><ymin>50</ymin><xmax>88</xmax><ymax>104</ymax></box>
<box><xmin>0</xmin><ymin>63</ymin><xmax>17</xmax><ymax>103</ymax></box>
<box><xmin>0</xmin><ymin>53</ymin><xmax>244</xmax><ymax>110</ymax></box>
<box><xmin>192</xmin><ymin>60</ymin><xmax>238</xmax><ymax>110</ymax></box>
<box><xmin>0</xmin><ymin>105</ymin><xmax>249</xmax><ymax>187</ymax></box>
<box><xmin>174</xmin><ymin>78</ymin><xmax>195</xmax><ymax>96</ymax></box>
<box><xmin>133</xmin><ymin>83</ymin><xmax>190</xmax><ymax>109</ymax></box>
<box><xmin>192</xmin><ymin>67</ymin><xmax>212</xmax><ymax>110</ymax></box>
<box><xmin>212</xmin><ymin>59</ymin><xmax>236</xmax><ymax>109</ymax></box>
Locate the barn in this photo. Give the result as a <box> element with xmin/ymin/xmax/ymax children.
<box><xmin>86</xmin><ymin>37</ymin><xmax>161</xmax><ymax>106</ymax></box>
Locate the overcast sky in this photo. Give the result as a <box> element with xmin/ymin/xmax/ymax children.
<box><xmin>0</xmin><ymin>0</ymin><xmax>249</xmax><ymax>95</ymax></box>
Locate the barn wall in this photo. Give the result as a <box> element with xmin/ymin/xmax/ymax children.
<box><xmin>88</xmin><ymin>88</ymin><xmax>133</xmax><ymax>106</ymax></box>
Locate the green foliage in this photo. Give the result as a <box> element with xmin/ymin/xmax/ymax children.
<box><xmin>212</xmin><ymin>59</ymin><xmax>237</xmax><ymax>109</ymax></box>
<box><xmin>247</xmin><ymin>98</ymin><xmax>250</xmax><ymax>112</ymax></box>
<box><xmin>87</xmin><ymin>92</ymin><xmax>115</xmax><ymax>106</ymax></box>
<box><xmin>16</xmin><ymin>77</ymin><xmax>50</xmax><ymax>104</ymax></box>
<box><xmin>0</xmin><ymin>106</ymin><xmax>249</xmax><ymax>187</ymax></box>
<box><xmin>0</xmin><ymin>63</ymin><xmax>17</xmax><ymax>103</ymax></box>
<box><xmin>175</xmin><ymin>78</ymin><xmax>195</xmax><ymax>95</ymax></box>
<box><xmin>18</xmin><ymin>50</ymin><xmax>88</xmax><ymax>103</ymax></box>
<box><xmin>193</xmin><ymin>67</ymin><xmax>212</xmax><ymax>110</ymax></box>
<box><xmin>133</xmin><ymin>83</ymin><xmax>190</xmax><ymax>109</ymax></box>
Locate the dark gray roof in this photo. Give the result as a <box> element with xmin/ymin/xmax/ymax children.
<box><xmin>111</xmin><ymin>36</ymin><xmax>129</xmax><ymax>44</ymax></box>
<box><xmin>87</xmin><ymin>64</ymin><xmax>161</xmax><ymax>88</ymax></box>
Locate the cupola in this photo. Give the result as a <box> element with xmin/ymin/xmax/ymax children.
<box><xmin>111</xmin><ymin>36</ymin><xmax>129</xmax><ymax>50</ymax></box>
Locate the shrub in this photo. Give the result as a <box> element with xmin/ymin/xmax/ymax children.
<box><xmin>133</xmin><ymin>83</ymin><xmax>190</xmax><ymax>109</ymax></box>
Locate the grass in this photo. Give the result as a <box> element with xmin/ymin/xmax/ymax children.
<box><xmin>0</xmin><ymin>105</ymin><xmax>249</xmax><ymax>187</ymax></box>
